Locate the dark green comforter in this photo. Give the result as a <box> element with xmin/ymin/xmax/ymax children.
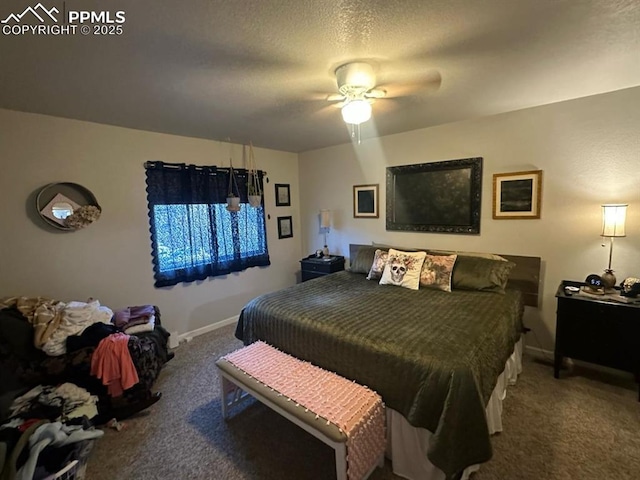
<box><xmin>235</xmin><ymin>271</ymin><xmax>524</xmax><ymax>478</ymax></box>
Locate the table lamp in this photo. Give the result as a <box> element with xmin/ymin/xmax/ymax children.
<box><xmin>601</xmin><ymin>204</ymin><xmax>627</xmax><ymax>291</ymax></box>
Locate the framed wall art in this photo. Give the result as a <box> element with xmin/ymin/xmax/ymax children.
<box><xmin>386</xmin><ymin>157</ymin><xmax>483</xmax><ymax>234</ymax></box>
<box><xmin>275</xmin><ymin>183</ymin><xmax>291</xmax><ymax>206</ymax></box>
<box><xmin>492</xmin><ymin>170</ymin><xmax>542</xmax><ymax>219</ymax></box>
<box><xmin>353</xmin><ymin>184</ymin><xmax>379</xmax><ymax>218</ymax></box>
<box><xmin>277</xmin><ymin>215</ymin><xmax>293</xmax><ymax>239</ymax></box>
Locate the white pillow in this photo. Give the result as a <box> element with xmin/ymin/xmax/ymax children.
<box><xmin>379</xmin><ymin>249</ymin><xmax>426</xmax><ymax>290</ymax></box>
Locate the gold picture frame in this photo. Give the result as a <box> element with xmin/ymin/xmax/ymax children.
<box><xmin>493</xmin><ymin>170</ymin><xmax>542</xmax><ymax>219</ymax></box>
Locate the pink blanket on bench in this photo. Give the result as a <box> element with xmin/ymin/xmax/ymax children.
<box><xmin>223</xmin><ymin>341</ymin><xmax>385</xmax><ymax>480</ymax></box>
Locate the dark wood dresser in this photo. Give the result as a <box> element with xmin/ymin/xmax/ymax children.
<box><xmin>554</xmin><ymin>280</ymin><xmax>640</xmax><ymax>400</ymax></box>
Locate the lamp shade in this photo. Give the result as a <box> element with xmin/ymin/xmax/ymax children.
<box><xmin>320</xmin><ymin>209</ymin><xmax>331</xmax><ymax>229</ymax></box>
<box><xmin>341</xmin><ymin>100</ymin><xmax>372</xmax><ymax>125</ymax></box>
<box><xmin>601</xmin><ymin>204</ymin><xmax>627</xmax><ymax>237</ymax></box>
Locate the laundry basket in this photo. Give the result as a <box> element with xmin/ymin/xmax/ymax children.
<box><xmin>43</xmin><ymin>460</ymin><xmax>79</xmax><ymax>480</ymax></box>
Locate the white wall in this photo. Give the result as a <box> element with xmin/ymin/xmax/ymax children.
<box><xmin>3</xmin><ymin>87</ymin><xmax>639</xmax><ymax>349</ymax></box>
<box><xmin>0</xmin><ymin>109</ymin><xmax>302</xmax><ymax>335</ymax></box>
<box><xmin>298</xmin><ymin>87</ymin><xmax>640</xmax><ymax>351</ymax></box>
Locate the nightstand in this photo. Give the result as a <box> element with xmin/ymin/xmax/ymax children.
<box><xmin>300</xmin><ymin>255</ymin><xmax>345</xmax><ymax>282</ymax></box>
<box><xmin>554</xmin><ymin>280</ymin><xmax>640</xmax><ymax>400</ymax></box>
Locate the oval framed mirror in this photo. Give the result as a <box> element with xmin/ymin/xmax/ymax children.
<box><xmin>36</xmin><ymin>182</ymin><xmax>101</xmax><ymax>231</ymax></box>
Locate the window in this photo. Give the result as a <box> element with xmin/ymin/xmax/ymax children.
<box><xmin>145</xmin><ymin>162</ymin><xmax>270</xmax><ymax>287</ymax></box>
<box><xmin>152</xmin><ymin>203</ymin><xmax>267</xmax><ymax>273</ymax></box>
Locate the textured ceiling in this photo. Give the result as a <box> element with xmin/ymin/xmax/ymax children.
<box><xmin>1</xmin><ymin>0</ymin><xmax>639</xmax><ymax>153</ymax></box>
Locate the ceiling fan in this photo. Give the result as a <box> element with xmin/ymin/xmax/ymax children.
<box><xmin>325</xmin><ymin>60</ymin><xmax>441</xmax><ymax>143</ymax></box>
<box><xmin>327</xmin><ymin>62</ymin><xmax>387</xmax><ymax>128</ymax></box>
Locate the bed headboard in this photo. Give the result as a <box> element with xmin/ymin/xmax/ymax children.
<box><xmin>348</xmin><ymin>244</ymin><xmax>541</xmax><ymax>308</ymax></box>
<box><xmin>497</xmin><ymin>254</ymin><xmax>541</xmax><ymax>308</ymax></box>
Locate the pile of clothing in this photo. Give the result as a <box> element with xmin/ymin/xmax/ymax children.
<box><xmin>0</xmin><ymin>297</ymin><xmax>114</xmax><ymax>357</ymax></box>
<box><xmin>0</xmin><ymin>383</ymin><xmax>103</xmax><ymax>480</ymax></box>
<box><xmin>113</xmin><ymin>305</ymin><xmax>156</xmax><ymax>335</ymax></box>
<box><xmin>1</xmin><ymin>297</ymin><xmax>149</xmax><ymax>402</ymax></box>
<box><xmin>0</xmin><ymin>297</ymin><xmax>171</xmax><ymax>399</ymax></box>
<box><xmin>0</xmin><ymin>296</ymin><xmax>173</xmax><ymax>479</ymax></box>
<box><xmin>9</xmin><ymin>384</ymin><xmax>99</xmax><ymax>422</ymax></box>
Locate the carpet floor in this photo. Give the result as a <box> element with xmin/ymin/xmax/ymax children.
<box><xmin>86</xmin><ymin>325</ymin><xmax>640</xmax><ymax>480</ymax></box>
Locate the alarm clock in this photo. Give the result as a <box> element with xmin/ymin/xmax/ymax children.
<box><xmin>584</xmin><ymin>274</ymin><xmax>604</xmax><ymax>294</ymax></box>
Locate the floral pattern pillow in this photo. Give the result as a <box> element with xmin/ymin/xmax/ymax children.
<box><xmin>379</xmin><ymin>249</ymin><xmax>427</xmax><ymax>290</ymax></box>
<box><xmin>366</xmin><ymin>249</ymin><xmax>389</xmax><ymax>280</ymax></box>
<box><xmin>420</xmin><ymin>254</ymin><xmax>458</xmax><ymax>292</ymax></box>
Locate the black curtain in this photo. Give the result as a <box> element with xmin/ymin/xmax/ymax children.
<box><xmin>145</xmin><ymin>161</ymin><xmax>270</xmax><ymax>287</ymax></box>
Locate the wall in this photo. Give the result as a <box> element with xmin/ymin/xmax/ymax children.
<box><xmin>298</xmin><ymin>87</ymin><xmax>640</xmax><ymax>352</ymax></box>
<box><xmin>0</xmin><ymin>109</ymin><xmax>302</xmax><ymax>335</ymax></box>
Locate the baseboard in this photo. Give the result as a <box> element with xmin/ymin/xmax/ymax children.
<box><xmin>524</xmin><ymin>345</ymin><xmax>553</xmax><ymax>360</ymax></box>
<box><xmin>526</xmin><ymin>345</ymin><xmax>635</xmax><ymax>380</ymax></box>
<box><xmin>175</xmin><ymin>315</ymin><xmax>239</xmax><ymax>346</ymax></box>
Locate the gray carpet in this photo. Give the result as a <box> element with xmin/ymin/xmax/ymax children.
<box><xmin>86</xmin><ymin>325</ymin><xmax>640</xmax><ymax>479</ymax></box>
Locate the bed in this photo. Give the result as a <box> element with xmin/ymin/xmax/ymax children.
<box><xmin>235</xmin><ymin>244</ymin><xmax>541</xmax><ymax>480</ymax></box>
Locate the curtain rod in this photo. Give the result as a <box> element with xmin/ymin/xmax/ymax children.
<box><xmin>144</xmin><ymin>161</ymin><xmax>267</xmax><ymax>175</ymax></box>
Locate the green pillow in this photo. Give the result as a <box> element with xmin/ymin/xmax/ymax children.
<box><xmin>349</xmin><ymin>246</ymin><xmax>380</xmax><ymax>274</ymax></box>
<box><xmin>451</xmin><ymin>256</ymin><xmax>515</xmax><ymax>293</ymax></box>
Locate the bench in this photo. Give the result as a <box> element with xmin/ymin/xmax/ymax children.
<box><xmin>216</xmin><ymin>341</ymin><xmax>385</xmax><ymax>480</ymax></box>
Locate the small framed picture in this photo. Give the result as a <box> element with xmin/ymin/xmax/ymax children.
<box><xmin>275</xmin><ymin>183</ymin><xmax>291</xmax><ymax>206</ymax></box>
<box><xmin>353</xmin><ymin>184</ymin><xmax>379</xmax><ymax>218</ymax></box>
<box><xmin>277</xmin><ymin>215</ymin><xmax>293</xmax><ymax>239</ymax></box>
<box><xmin>493</xmin><ymin>170</ymin><xmax>543</xmax><ymax>219</ymax></box>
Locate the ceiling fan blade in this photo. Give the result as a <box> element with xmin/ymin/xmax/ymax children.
<box><xmin>326</xmin><ymin>93</ymin><xmax>346</xmax><ymax>102</ymax></box>
<box><xmin>366</xmin><ymin>88</ymin><xmax>387</xmax><ymax>99</ymax></box>
<box><xmin>313</xmin><ymin>103</ymin><xmax>343</xmax><ymax>118</ymax></box>
<box><xmin>378</xmin><ymin>70</ymin><xmax>442</xmax><ymax>99</ymax></box>
<box><xmin>371</xmin><ymin>97</ymin><xmax>403</xmax><ymax>114</ymax></box>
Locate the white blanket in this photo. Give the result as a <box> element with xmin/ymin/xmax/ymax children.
<box><xmin>42</xmin><ymin>300</ymin><xmax>113</xmax><ymax>356</ymax></box>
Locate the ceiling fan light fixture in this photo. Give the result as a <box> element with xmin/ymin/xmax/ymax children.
<box><xmin>335</xmin><ymin>62</ymin><xmax>376</xmax><ymax>95</ymax></box>
<box><xmin>341</xmin><ymin>99</ymin><xmax>372</xmax><ymax>125</ymax></box>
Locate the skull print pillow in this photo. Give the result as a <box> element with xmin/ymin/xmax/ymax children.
<box><xmin>379</xmin><ymin>249</ymin><xmax>427</xmax><ymax>290</ymax></box>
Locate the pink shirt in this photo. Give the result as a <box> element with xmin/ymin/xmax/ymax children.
<box><xmin>90</xmin><ymin>333</ymin><xmax>139</xmax><ymax>397</ymax></box>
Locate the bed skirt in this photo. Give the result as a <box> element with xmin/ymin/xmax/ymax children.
<box><xmin>386</xmin><ymin>338</ymin><xmax>523</xmax><ymax>480</ymax></box>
